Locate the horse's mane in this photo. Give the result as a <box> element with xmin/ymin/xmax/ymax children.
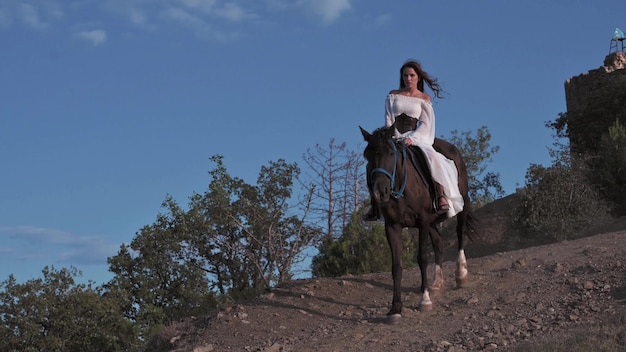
<box><xmin>369</xmin><ymin>126</ymin><xmax>395</xmax><ymax>144</ymax></box>
<box><xmin>371</xmin><ymin>126</ymin><xmax>388</xmax><ymax>135</ymax></box>
<box><xmin>371</xmin><ymin>125</ymin><xmax>391</xmax><ymax>136</ymax></box>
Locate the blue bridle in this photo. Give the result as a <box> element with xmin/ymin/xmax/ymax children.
<box><xmin>370</xmin><ymin>138</ymin><xmax>408</xmax><ymax>199</ymax></box>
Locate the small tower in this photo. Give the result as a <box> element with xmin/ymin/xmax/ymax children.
<box><xmin>609</xmin><ymin>27</ymin><xmax>625</xmax><ymax>53</ymax></box>
<box><xmin>565</xmin><ymin>41</ymin><xmax>626</xmax><ymax>154</ymax></box>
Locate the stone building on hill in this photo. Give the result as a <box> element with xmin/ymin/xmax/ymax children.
<box><xmin>564</xmin><ymin>51</ymin><xmax>626</xmax><ymax>115</ymax></box>
<box><xmin>562</xmin><ymin>50</ymin><xmax>626</xmax><ymax>154</ymax></box>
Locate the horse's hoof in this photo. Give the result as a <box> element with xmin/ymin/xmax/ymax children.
<box><xmin>456</xmin><ymin>275</ymin><xmax>469</xmax><ymax>288</ymax></box>
<box><xmin>386</xmin><ymin>313</ymin><xmax>402</xmax><ymax>325</ymax></box>
<box><xmin>419</xmin><ymin>302</ymin><xmax>433</xmax><ymax>311</ymax></box>
<box><xmin>430</xmin><ymin>283</ymin><xmax>444</xmax><ymax>292</ymax></box>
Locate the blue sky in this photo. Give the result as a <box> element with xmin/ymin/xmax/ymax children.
<box><xmin>1</xmin><ymin>0</ymin><xmax>624</xmax><ymax>285</ymax></box>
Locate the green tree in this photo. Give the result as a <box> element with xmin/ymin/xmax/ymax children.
<box><xmin>311</xmin><ymin>214</ymin><xmax>416</xmax><ymax>277</ymax></box>
<box><xmin>446</xmin><ymin>126</ymin><xmax>504</xmax><ymax>207</ymax></box>
<box><xmin>188</xmin><ymin>155</ymin><xmax>321</xmax><ymax>292</ymax></box>
<box><xmin>548</xmin><ymin>86</ymin><xmax>626</xmax><ymax>155</ymax></box>
<box><xmin>0</xmin><ymin>267</ymin><xmax>138</xmax><ymax>352</ymax></box>
<box><xmin>548</xmin><ymin>97</ymin><xmax>626</xmax><ymax>216</ymax></box>
<box><xmin>107</xmin><ymin>155</ymin><xmax>322</xmax><ymax>337</ymax></box>
<box><xmin>513</xmin><ymin>144</ymin><xmax>611</xmax><ymax>243</ymax></box>
<box><xmin>589</xmin><ymin>119</ymin><xmax>626</xmax><ymax>215</ymax></box>
<box><xmin>106</xmin><ymin>201</ymin><xmax>216</xmax><ymax>338</ymax></box>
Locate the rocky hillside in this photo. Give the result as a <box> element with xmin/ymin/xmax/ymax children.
<box><xmin>148</xmin><ymin>195</ymin><xmax>626</xmax><ymax>352</ymax></box>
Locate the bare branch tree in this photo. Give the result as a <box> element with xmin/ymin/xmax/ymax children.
<box><xmin>301</xmin><ymin>139</ymin><xmax>367</xmax><ymax>239</ymax></box>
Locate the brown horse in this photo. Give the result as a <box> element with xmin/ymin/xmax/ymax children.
<box><xmin>360</xmin><ymin>123</ymin><xmax>476</xmax><ymax>324</ymax></box>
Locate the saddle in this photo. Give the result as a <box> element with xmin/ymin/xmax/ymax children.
<box><xmin>394</xmin><ymin>113</ymin><xmax>437</xmax><ymax>201</ymax></box>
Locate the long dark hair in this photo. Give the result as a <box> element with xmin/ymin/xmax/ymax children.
<box><xmin>399</xmin><ymin>60</ymin><xmax>444</xmax><ymax>99</ymax></box>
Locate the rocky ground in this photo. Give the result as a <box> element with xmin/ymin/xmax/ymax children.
<box><xmin>148</xmin><ymin>195</ymin><xmax>626</xmax><ymax>351</ymax></box>
<box><xmin>151</xmin><ymin>227</ymin><xmax>626</xmax><ymax>352</ymax></box>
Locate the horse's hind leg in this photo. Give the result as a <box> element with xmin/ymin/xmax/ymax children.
<box><xmin>455</xmin><ymin>212</ymin><xmax>469</xmax><ymax>288</ymax></box>
<box><xmin>455</xmin><ymin>249</ymin><xmax>468</xmax><ymax>288</ymax></box>
<box><xmin>429</xmin><ymin>225</ymin><xmax>444</xmax><ymax>292</ymax></box>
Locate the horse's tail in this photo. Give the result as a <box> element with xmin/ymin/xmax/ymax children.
<box><xmin>463</xmin><ymin>209</ymin><xmax>479</xmax><ymax>243</ymax></box>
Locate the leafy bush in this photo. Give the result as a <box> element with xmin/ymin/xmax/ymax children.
<box><xmin>447</xmin><ymin>126</ymin><xmax>505</xmax><ymax>208</ymax></box>
<box><xmin>0</xmin><ymin>267</ymin><xmax>138</xmax><ymax>352</ymax></box>
<box><xmin>588</xmin><ymin>119</ymin><xmax>626</xmax><ymax>215</ymax></box>
<box><xmin>514</xmin><ymin>145</ymin><xmax>611</xmax><ymax>243</ymax></box>
<box><xmin>312</xmin><ymin>214</ymin><xmax>417</xmax><ymax>277</ymax></box>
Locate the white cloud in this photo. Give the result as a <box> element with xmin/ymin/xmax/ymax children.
<box><xmin>128</xmin><ymin>8</ymin><xmax>147</xmax><ymax>26</ymax></box>
<box><xmin>17</xmin><ymin>3</ymin><xmax>48</xmax><ymax>29</ymax></box>
<box><xmin>5</xmin><ymin>2</ymin><xmax>64</xmax><ymax>29</ymax></box>
<box><xmin>99</xmin><ymin>0</ymin><xmax>155</xmax><ymax>31</ymax></box>
<box><xmin>2</xmin><ymin>0</ymin><xmax>353</xmax><ymax>41</ymax></box>
<box><xmin>302</xmin><ymin>0</ymin><xmax>351</xmax><ymax>23</ymax></box>
<box><xmin>43</xmin><ymin>2</ymin><xmax>64</xmax><ymax>21</ymax></box>
<box><xmin>179</xmin><ymin>0</ymin><xmax>251</xmax><ymax>22</ymax></box>
<box><xmin>58</xmin><ymin>238</ymin><xmax>118</xmax><ymax>265</ymax></box>
<box><xmin>263</xmin><ymin>0</ymin><xmax>352</xmax><ymax>23</ymax></box>
<box><xmin>1</xmin><ymin>225</ymin><xmax>74</xmax><ymax>243</ymax></box>
<box><xmin>78</xmin><ymin>29</ymin><xmax>107</xmax><ymax>46</ymax></box>
<box><xmin>162</xmin><ymin>7</ymin><xmax>238</xmax><ymax>41</ymax></box>
<box><xmin>163</xmin><ymin>7</ymin><xmax>209</xmax><ymax>32</ymax></box>
<box><xmin>375</xmin><ymin>13</ymin><xmax>391</xmax><ymax>26</ymax></box>
<box><xmin>180</xmin><ymin>0</ymin><xmax>217</xmax><ymax>13</ymax></box>
<box><xmin>214</xmin><ymin>2</ymin><xmax>246</xmax><ymax>22</ymax></box>
<box><xmin>0</xmin><ymin>226</ymin><xmax>117</xmax><ymax>266</ymax></box>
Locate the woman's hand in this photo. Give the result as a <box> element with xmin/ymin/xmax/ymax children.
<box><xmin>404</xmin><ymin>138</ymin><xmax>413</xmax><ymax>146</ymax></box>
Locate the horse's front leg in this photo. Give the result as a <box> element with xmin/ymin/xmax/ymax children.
<box><xmin>417</xmin><ymin>223</ymin><xmax>433</xmax><ymax>311</ymax></box>
<box><xmin>385</xmin><ymin>224</ymin><xmax>404</xmax><ymax>324</ymax></box>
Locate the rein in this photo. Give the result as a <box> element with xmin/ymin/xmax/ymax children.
<box><xmin>370</xmin><ymin>138</ymin><xmax>408</xmax><ymax>199</ymax></box>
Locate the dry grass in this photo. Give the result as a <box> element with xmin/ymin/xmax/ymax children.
<box><xmin>143</xmin><ymin>319</ymin><xmax>195</xmax><ymax>352</ymax></box>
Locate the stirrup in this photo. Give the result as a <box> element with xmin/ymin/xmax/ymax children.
<box><xmin>434</xmin><ymin>196</ymin><xmax>449</xmax><ymax>214</ymax></box>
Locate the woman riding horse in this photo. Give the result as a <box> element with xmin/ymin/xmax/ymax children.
<box><xmin>360</xmin><ymin>59</ymin><xmax>474</xmax><ymax>324</ymax></box>
<box><xmin>364</xmin><ymin>59</ymin><xmax>463</xmax><ymax>221</ymax></box>
<box><xmin>361</xmin><ymin>124</ymin><xmax>474</xmax><ymax>324</ymax></box>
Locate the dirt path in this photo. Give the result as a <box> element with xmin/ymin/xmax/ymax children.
<box><xmin>154</xmin><ymin>230</ymin><xmax>626</xmax><ymax>351</ymax></box>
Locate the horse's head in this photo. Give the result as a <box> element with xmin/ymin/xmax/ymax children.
<box><xmin>360</xmin><ymin>124</ymin><xmax>403</xmax><ymax>203</ymax></box>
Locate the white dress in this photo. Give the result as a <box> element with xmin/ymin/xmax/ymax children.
<box><xmin>384</xmin><ymin>93</ymin><xmax>464</xmax><ymax>217</ymax></box>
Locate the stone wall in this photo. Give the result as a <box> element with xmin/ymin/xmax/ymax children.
<box><xmin>564</xmin><ymin>52</ymin><xmax>626</xmax><ymax>115</ymax></box>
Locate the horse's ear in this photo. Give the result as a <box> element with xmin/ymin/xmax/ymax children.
<box><xmin>359</xmin><ymin>126</ymin><xmax>371</xmax><ymax>141</ymax></box>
